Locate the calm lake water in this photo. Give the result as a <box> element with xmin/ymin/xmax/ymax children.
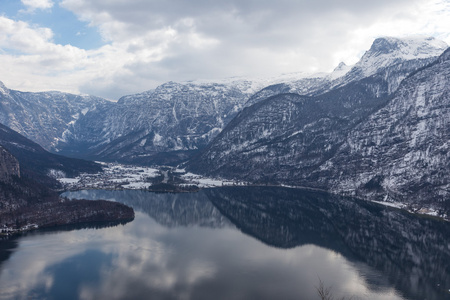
<box><xmin>0</xmin><ymin>187</ymin><xmax>449</xmax><ymax>300</ymax></box>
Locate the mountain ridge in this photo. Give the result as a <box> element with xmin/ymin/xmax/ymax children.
<box><xmin>2</xmin><ymin>36</ymin><xmax>446</xmax><ymax>166</ymax></box>
<box><xmin>186</xmin><ymin>44</ymin><xmax>450</xmax><ymax>217</ymax></box>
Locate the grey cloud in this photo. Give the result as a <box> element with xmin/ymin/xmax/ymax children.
<box><xmin>63</xmin><ymin>0</ymin><xmax>431</xmax><ymax>98</ymax></box>
<box><xmin>65</xmin><ymin>0</ymin><xmax>420</xmax><ymax>38</ymax></box>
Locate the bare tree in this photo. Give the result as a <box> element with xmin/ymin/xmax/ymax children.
<box><xmin>316</xmin><ymin>278</ymin><xmax>355</xmax><ymax>300</ymax></box>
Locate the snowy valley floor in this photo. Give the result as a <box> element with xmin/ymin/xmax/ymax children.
<box><xmin>58</xmin><ymin>162</ymin><xmax>248</xmax><ymax>191</ymax></box>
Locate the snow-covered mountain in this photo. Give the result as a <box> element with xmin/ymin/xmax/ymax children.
<box><xmin>349</xmin><ymin>36</ymin><xmax>447</xmax><ymax>78</ymax></box>
<box><xmin>0</xmin><ymin>36</ymin><xmax>446</xmax><ymax>168</ymax></box>
<box><xmin>187</xmin><ymin>46</ymin><xmax>450</xmax><ymax>216</ymax></box>
<box><xmin>245</xmin><ymin>36</ymin><xmax>448</xmax><ymax>106</ymax></box>
<box><xmin>187</xmin><ymin>73</ymin><xmax>395</xmax><ymax>181</ymax></box>
<box><xmin>55</xmin><ymin>36</ymin><xmax>447</xmax><ymax>165</ymax></box>
<box><xmin>317</xmin><ymin>47</ymin><xmax>450</xmax><ymax>206</ymax></box>
<box><xmin>0</xmin><ymin>82</ymin><xmax>111</xmax><ymax>150</ymax></box>
<box><xmin>56</xmin><ymin>80</ymin><xmax>260</xmax><ymax>164</ymax></box>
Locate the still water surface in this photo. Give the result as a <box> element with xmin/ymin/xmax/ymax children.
<box><xmin>0</xmin><ymin>187</ymin><xmax>449</xmax><ymax>300</ymax></box>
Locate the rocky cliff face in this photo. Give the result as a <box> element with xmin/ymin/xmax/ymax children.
<box><xmin>0</xmin><ymin>82</ymin><xmax>111</xmax><ymax>150</ymax></box>
<box><xmin>0</xmin><ymin>146</ymin><xmax>19</xmax><ymax>182</ymax></box>
<box><xmin>316</xmin><ymin>47</ymin><xmax>450</xmax><ymax>206</ymax></box>
<box><xmin>187</xmin><ymin>47</ymin><xmax>450</xmax><ymax>214</ymax></box>
<box><xmin>187</xmin><ymin>73</ymin><xmax>394</xmax><ymax>182</ymax></box>
<box><xmin>56</xmin><ymin>80</ymin><xmax>260</xmax><ymax>165</ymax></box>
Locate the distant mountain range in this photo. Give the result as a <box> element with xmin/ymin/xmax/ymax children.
<box><xmin>0</xmin><ymin>35</ymin><xmax>449</xmax><ymax>215</ymax></box>
<box><xmin>1</xmin><ymin>36</ymin><xmax>446</xmax><ymax>166</ymax></box>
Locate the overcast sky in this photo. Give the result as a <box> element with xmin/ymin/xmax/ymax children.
<box><xmin>1</xmin><ymin>0</ymin><xmax>449</xmax><ymax>100</ymax></box>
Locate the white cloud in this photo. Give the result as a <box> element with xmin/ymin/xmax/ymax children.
<box><xmin>21</xmin><ymin>0</ymin><xmax>54</xmax><ymax>12</ymax></box>
<box><xmin>0</xmin><ymin>17</ymin><xmax>54</xmax><ymax>53</ymax></box>
<box><xmin>0</xmin><ymin>0</ymin><xmax>449</xmax><ymax>99</ymax></box>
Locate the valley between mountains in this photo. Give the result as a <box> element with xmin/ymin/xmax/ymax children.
<box><xmin>0</xmin><ymin>36</ymin><xmax>449</xmax><ymax>227</ymax></box>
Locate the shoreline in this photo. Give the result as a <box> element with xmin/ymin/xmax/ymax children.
<box><xmin>61</xmin><ymin>183</ymin><xmax>450</xmax><ymax>223</ymax></box>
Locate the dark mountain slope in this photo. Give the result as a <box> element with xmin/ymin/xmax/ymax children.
<box><xmin>187</xmin><ymin>48</ymin><xmax>450</xmax><ymax>215</ymax></box>
<box><xmin>0</xmin><ymin>145</ymin><xmax>133</xmax><ymax>234</ymax></box>
<box><xmin>315</xmin><ymin>47</ymin><xmax>450</xmax><ymax>208</ymax></box>
<box><xmin>0</xmin><ymin>123</ymin><xmax>102</xmax><ymax>187</ymax></box>
<box><xmin>187</xmin><ymin>73</ymin><xmax>392</xmax><ymax>183</ymax></box>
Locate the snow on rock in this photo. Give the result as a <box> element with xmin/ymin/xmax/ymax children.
<box><xmin>186</xmin><ymin>41</ymin><xmax>450</xmax><ymax>221</ymax></box>
<box><xmin>181</xmin><ymin>172</ymin><xmax>245</xmax><ymax>188</ymax></box>
<box><xmin>354</xmin><ymin>36</ymin><xmax>448</xmax><ymax>78</ymax></box>
<box><xmin>48</xmin><ymin>169</ymin><xmax>66</xmax><ymax>179</ymax></box>
<box><xmin>122</xmin><ymin>182</ymin><xmax>152</xmax><ymax>189</ymax></box>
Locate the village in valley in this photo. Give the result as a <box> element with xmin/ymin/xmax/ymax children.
<box><xmin>57</xmin><ymin>162</ymin><xmax>246</xmax><ymax>192</ymax></box>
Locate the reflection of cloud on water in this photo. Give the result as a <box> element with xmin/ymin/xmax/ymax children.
<box><xmin>0</xmin><ymin>208</ymin><xmax>404</xmax><ymax>300</ymax></box>
<box><xmin>4</xmin><ymin>187</ymin><xmax>448</xmax><ymax>299</ymax></box>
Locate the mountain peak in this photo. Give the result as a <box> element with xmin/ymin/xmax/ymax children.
<box><xmin>329</xmin><ymin>62</ymin><xmax>351</xmax><ymax>79</ymax></box>
<box><xmin>334</xmin><ymin>62</ymin><xmax>347</xmax><ymax>70</ymax></box>
<box><xmin>0</xmin><ymin>81</ymin><xmax>8</xmax><ymax>95</ymax></box>
<box><xmin>369</xmin><ymin>37</ymin><xmax>403</xmax><ymax>54</ymax></box>
<box><xmin>353</xmin><ymin>36</ymin><xmax>448</xmax><ymax>78</ymax></box>
<box><xmin>369</xmin><ymin>36</ymin><xmax>448</xmax><ymax>57</ymax></box>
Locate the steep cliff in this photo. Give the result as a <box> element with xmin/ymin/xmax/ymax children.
<box><xmin>187</xmin><ymin>47</ymin><xmax>450</xmax><ymax>214</ymax></box>
<box><xmin>316</xmin><ymin>47</ymin><xmax>450</xmax><ymax>206</ymax></box>
<box><xmin>0</xmin><ymin>82</ymin><xmax>111</xmax><ymax>150</ymax></box>
<box><xmin>187</xmin><ymin>73</ymin><xmax>393</xmax><ymax>182</ymax></box>
<box><xmin>56</xmin><ymin>80</ymin><xmax>258</xmax><ymax>165</ymax></box>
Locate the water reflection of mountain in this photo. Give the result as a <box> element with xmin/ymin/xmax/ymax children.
<box><xmin>204</xmin><ymin>187</ymin><xmax>450</xmax><ymax>300</ymax></box>
<box><xmin>64</xmin><ymin>187</ymin><xmax>450</xmax><ymax>299</ymax></box>
<box><xmin>66</xmin><ymin>190</ymin><xmax>232</xmax><ymax>228</ymax></box>
<box><xmin>0</xmin><ymin>238</ymin><xmax>18</xmax><ymax>269</ymax></box>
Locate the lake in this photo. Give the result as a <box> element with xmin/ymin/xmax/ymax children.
<box><xmin>0</xmin><ymin>187</ymin><xmax>449</xmax><ymax>300</ymax></box>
